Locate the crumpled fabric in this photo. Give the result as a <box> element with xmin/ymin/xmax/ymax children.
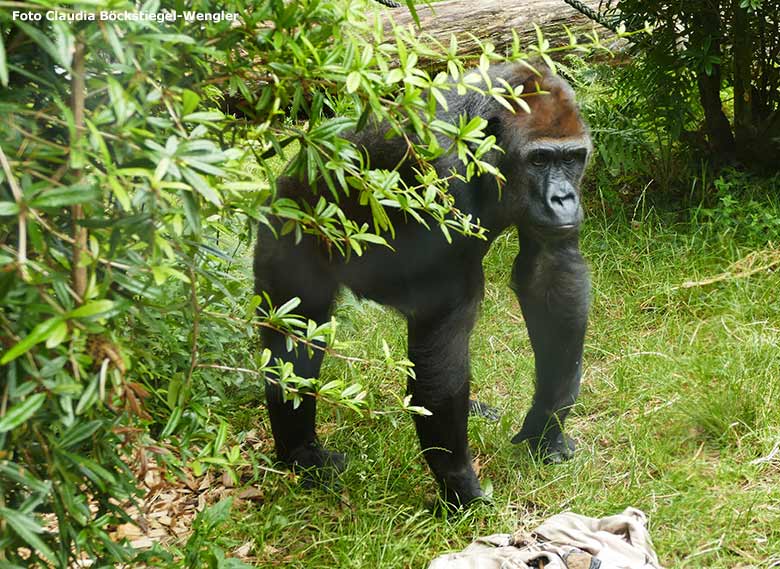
<box><xmin>428</xmin><ymin>507</ymin><xmax>663</xmax><ymax>569</ymax></box>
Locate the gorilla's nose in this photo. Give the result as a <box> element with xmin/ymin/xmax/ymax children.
<box><xmin>547</xmin><ymin>183</ymin><xmax>580</xmax><ymax>225</ymax></box>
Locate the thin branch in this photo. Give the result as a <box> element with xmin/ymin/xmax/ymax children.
<box><xmin>185</xmin><ymin>266</ymin><xmax>201</xmax><ymax>389</ymax></box>
<box><xmin>0</xmin><ymin>146</ymin><xmax>28</xmax><ymax>281</ymax></box>
<box><xmin>195</xmin><ymin>363</ymin><xmax>369</xmax><ymax>413</ymax></box>
<box><xmin>201</xmin><ymin>309</ymin><xmax>369</xmax><ymax>363</ymax></box>
<box><xmin>70</xmin><ymin>39</ymin><xmax>88</xmax><ymax>301</ymax></box>
<box><xmin>7</xmin><ymin>122</ymin><xmax>70</xmax><ymax>150</ymax></box>
<box><xmin>0</xmin><ymin>206</ymin><xmax>135</xmax><ymax>271</ymax></box>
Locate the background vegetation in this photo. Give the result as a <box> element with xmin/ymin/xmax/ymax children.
<box><xmin>1</xmin><ymin>0</ymin><xmax>778</xmax><ymax>567</ymax></box>
<box><xmin>594</xmin><ymin>0</ymin><xmax>779</xmax><ymax>169</ymax></box>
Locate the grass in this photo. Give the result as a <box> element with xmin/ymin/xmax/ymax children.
<box><xmin>215</xmin><ymin>203</ymin><xmax>780</xmax><ymax>568</ymax></box>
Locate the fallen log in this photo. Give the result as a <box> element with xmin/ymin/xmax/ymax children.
<box><xmin>382</xmin><ymin>0</ymin><xmax>611</xmax><ymax>59</ymax></box>
<box><xmin>219</xmin><ymin>1</ymin><xmax>614</xmax><ymax>118</ymax></box>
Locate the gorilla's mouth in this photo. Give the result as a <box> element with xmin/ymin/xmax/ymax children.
<box><xmin>530</xmin><ymin>222</ymin><xmax>580</xmax><ymax>239</ymax></box>
<box><xmin>533</xmin><ymin>222</ymin><xmax>578</xmax><ymax>231</ymax></box>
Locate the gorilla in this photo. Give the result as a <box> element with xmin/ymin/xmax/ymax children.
<box><xmin>254</xmin><ymin>62</ymin><xmax>592</xmax><ymax>509</ymax></box>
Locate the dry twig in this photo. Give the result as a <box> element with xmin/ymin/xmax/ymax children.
<box><xmin>672</xmin><ymin>247</ymin><xmax>780</xmax><ymax>290</ymax></box>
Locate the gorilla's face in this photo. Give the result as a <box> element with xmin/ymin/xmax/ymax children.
<box><xmin>518</xmin><ymin>137</ymin><xmax>589</xmax><ymax>238</ymax></box>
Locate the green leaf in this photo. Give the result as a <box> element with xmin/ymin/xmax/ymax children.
<box><xmin>30</xmin><ymin>184</ymin><xmax>100</xmax><ymax>208</ymax></box>
<box><xmin>0</xmin><ymin>462</ymin><xmax>51</xmax><ymax>494</ymax></box>
<box><xmin>182</xmin><ymin>89</ymin><xmax>201</xmax><ymax>116</ymax></box>
<box><xmin>107</xmin><ymin>77</ymin><xmax>135</xmax><ymax>124</ymax></box>
<box><xmin>405</xmin><ymin>405</ymin><xmax>432</xmax><ymax>416</ymax></box>
<box><xmin>67</xmin><ymin>300</ymin><xmax>116</xmax><ymax>319</ymax></box>
<box><xmin>107</xmin><ymin>176</ymin><xmax>132</xmax><ymax>211</ymax></box>
<box><xmin>104</xmin><ymin>23</ymin><xmax>126</xmax><ymax>64</ymax></box>
<box><xmin>1</xmin><ymin>317</ymin><xmax>64</xmax><ymax>364</ymax></box>
<box><xmin>309</xmin><ymin>117</ymin><xmax>355</xmax><ymax>139</ymax></box>
<box><xmin>352</xmin><ymin>232</ymin><xmax>387</xmax><ymax>245</ymax></box>
<box><xmin>0</xmin><ymin>201</ymin><xmax>19</xmax><ymax>215</ymax></box>
<box><xmin>0</xmin><ymin>393</ymin><xmax>46</xmax><ymax>432</ymax></box>
<box><xmin>0</xmin><ymin>507</ymin><xmax>56</xmax><ymax>562</ymax></box>
<box><xmin>160</xmin><ymin>406</ymin><xmax>182</xmax><ymax>438</ymax></box>
<box><xmin>275</xmin><ymin>297</ymin><xmax>301</xmax><ymax>316</ymax></box>
<box><xmin>214</xmin><ymin>421</ymin><xmax>228</xmax><ymax>453</ymax></box>
<box><xmin>341</xmin><ymin>383</ymin><xmax>364</xmax><ymax>398</ymax></box>
<box><xmin>449</xmin><ymin>34</ymin><xmax>458</xmax><ymax>55</ymax></box>
<box><xmin>318</xmin><ymin>380</ymin><xmax>342</xmax><ymax>393</ymax></box>
<box><xmin>59</xmin><ymin>420</ymin><xmax>102</xmax><ymax>449</ymax></box>
<box><xmin>346</xmin><ymin>71</ymin><xmax>361</xmax><ymax>94</ymax></box>
<box><xmin>404</xmin><ymin>0</ymin><xmax>420</xmax><ymax>27</ymax></box>
<box><xmin>154</xmin><ymin>156</ymin><xmax>171</xmax><ymax>181</ymax></box>
<box><xmin>180</xmin><ymin>157</ymin><xmax>224</xmax><ymax>176</ymax></box>
<box><xmin>201</xmin><ymin>497</ymin><xmax>234</xmax><ymax>526</ymax></box>
<box><xmin>59</xmin><ymin>449</ymin><xmax>117</xmax><ymax>489</ymax></box>
<box><xmin>431</xmin><ymin>87</ymin><xmax>448</xmax><ymax>112</ymax></box>
<box><xmin>52</xmin><ymin>21</ymin><xmax>74</xmax><ymax>70</ymax></box>
<box><xmin>461</xmin><ymin>116</ymin><xmax>487</xmax><ymax>136</ymax></box>
<box><xmin>136</xmin><ymin>33</ymin><xmax>196</xmax><ymax>45</ymax></box>
<box><xmin>44</xmin><ymin>321</ymin><xmax>68</xmax><ymax>349</ymax></box>
<box><xmin>179</xmin><ymin>189</ymin><xmax>201</xmax><ymax>233</ymax></box>
<box><xmin>534</xmin><ymin>23</ymin><xmax>545</xmax><ymax>50</ymax></box>
<box><xmin>182</xmin><ymin>167</ymin><xmax>222</xmax><ymax>206</ymax></box>
<box><xmin>182</xmin><ymin>111</ymin><xmax>224</xmax><ymax>122</ymax></box>
<box><xmin>151</xmin><ymin>265</ymin><xmax>190</xmax><ymax>285</ymax></box>
<box><xmin>386</xmin><ymin>68</ymin><xmax>403</xmax><ymax>84</ymax></box>
<box><xmin>15</xmin><ymin>22</ymin><xmax>69</xmax><ymax>70</ymax></box>
<box><xmin>75</xmin><ymin>376</ymin><xmax>99</xmax><ymax>416</ymax></box>
<box><xmin>0</xmin><ymin>33</ymin><xmax>8</xmax><ymax>87</ymax></box>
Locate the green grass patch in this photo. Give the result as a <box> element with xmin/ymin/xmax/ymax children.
<box><xmin>216</xmin><ymin>206</ymin><xmax>780</xmax><ymax>568</ymax></box>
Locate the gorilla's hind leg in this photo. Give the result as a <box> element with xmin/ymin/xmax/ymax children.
<box><xmin>407</xmin><ymin>298</ymin><xmax>485</xmax><ymax>509</ymax></box>
<box><xmin>263</xmin><ymin>324</ymin><xmax>347</xmax><ymax>485</ymax></box>
<box><xmin>256</xmin><ymin>239</ymin><xmax>344</xmax><ymax>485</ymax></box>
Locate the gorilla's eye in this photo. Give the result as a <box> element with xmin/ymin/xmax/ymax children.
<box><xmin>528</xmin><ymin>150</ymin><xmax>550</xmax><ymax>167</ymax></box>
<box><xmin>563</xmin><ymin>149</ymin><xmax>587</xmax><ymax>165</ymax></box>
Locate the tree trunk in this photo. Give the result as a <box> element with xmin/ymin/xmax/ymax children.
<box><xmin>382</xmin><ymin>0</ymin><xmax>611</xmax><ymax>59</ymax></box>
<box><xmin>696</xmin><ymin>69</ymin><xmax>736</xmax><ymax>166</ymax></box>
<box><xmin>690</xmin><ymin>4</ymin><xmax>735</xmax><ymax>167</ymax></box>
<box><xmin>732</xmin><ymin>3</ymin><xmax>754</xmax><ymax>166</ymax></box>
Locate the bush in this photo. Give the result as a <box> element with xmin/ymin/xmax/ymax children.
<box><xmin>0</xmin><ymin>0</ymin><xmax>607</xmax><ymax>564</ymax></box>
<box><xmin>695</xmin><ymin>171</ymin><xmax>780</xmax><ymax>246</ymax></box>
<box><xmin>599</xmin><ymin>0</ymin><xmax>780</xmax><ymax>170</ymax></box>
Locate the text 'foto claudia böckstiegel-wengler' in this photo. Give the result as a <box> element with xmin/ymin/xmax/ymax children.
<box><xmin>9</xmin><ymin>9</ymin><xmax>240</xmax><ymax>23</ymax></box>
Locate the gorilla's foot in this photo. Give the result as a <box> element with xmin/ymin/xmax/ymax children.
<box><xmin>437</xmin><ymin>466</ymin><xmax>485</xmax><ymax>511</ymax></box>
<box><xmin>282</xmin><ymin>441</ymin><xmax>346</xmax><ymax>488</ymax></box>
<box><xmin>511</xmin><ymin>430</ymin><xmax>576</xmax><ymax>463</ymax></box>
<box><xmin>537</xmin><ymin>432</ymin><xmax>576</xmax><ymax>464</ymax></box>
<box><xmin>468</xmin><ymin>399</ymin><xmax>501</xmax><ymax>422</ymax></box>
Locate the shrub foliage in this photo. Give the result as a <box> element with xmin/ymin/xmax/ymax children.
<box><xmin>599</xmin><ymin>0</ymin><xmax>779</xmax><ymax>169</ymax></box>
<box><xmin>0</xmin><ymin>0</ymin><xmax>611</xmax><ymax>564</ymax></box>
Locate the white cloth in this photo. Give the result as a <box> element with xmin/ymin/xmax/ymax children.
<box><xmin>428</xmin><ymin>507</ymin><xmax>663</xmax><ymax>569</ymax></box>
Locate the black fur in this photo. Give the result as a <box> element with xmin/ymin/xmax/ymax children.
<box><xmin>254</xmin><ymin>63</ymin><xmax>592</xmax><ymax>508</ymax></box>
